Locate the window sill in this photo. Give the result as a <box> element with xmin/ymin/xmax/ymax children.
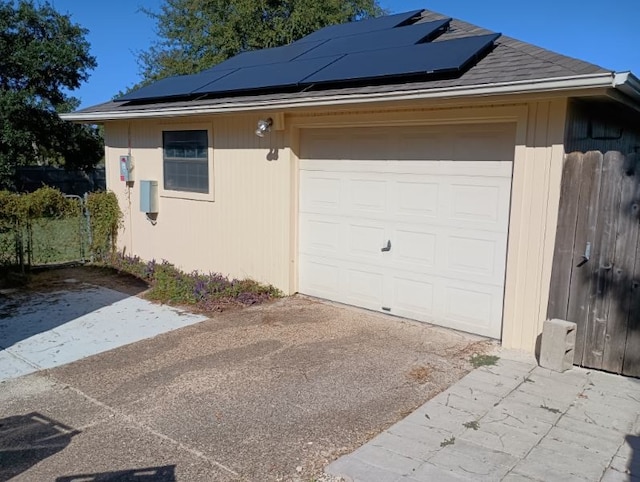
<box><xmin>160</xmin><ymin>189</ymin><xmax>214</xmax><ymax>202</ymax></box>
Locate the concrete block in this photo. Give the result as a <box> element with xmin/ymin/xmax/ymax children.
<box><xmin>539</xmin><ymin>319</ymin><xmax>577</xmax><ymax>372</ymax></box>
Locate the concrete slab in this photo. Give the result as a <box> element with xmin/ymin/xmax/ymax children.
<box><xmin>459</xmin><ymin>419</ymin><xmax>542</xmax><ymax>458</ymax></box>
<box><xmin>326</xmin><ymin>353</ymin><xmax>640</xmax><ymax>482</ymax></box>
<box><xmin>0</xmin><ymin>350</ymin><xmax>36</xmax><ymax>379</ymax></box>
<box><xmin>0</xmin><ymin>285</ymin><xmax>207</xmax><ymax>381</ymax></box>
<box><xmin>403</xmin><ymin>462</ymin><xmax>469</xmax><ymax>481</ymax></box>
<box><xmin>2</xmin><ymin>296</ymin><xmax>486</xmax><ymax>481</ymax></box>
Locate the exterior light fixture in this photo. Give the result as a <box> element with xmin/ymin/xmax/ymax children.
<box><xmin>255</xmin><ymin>118</ymin><xmax>273</xmax><ymax>138</ymax></box>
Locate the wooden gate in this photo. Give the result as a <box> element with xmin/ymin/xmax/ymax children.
<box><xmin>548</xmin><ymin>151</ymin><xmax>640</xmax><ymax>377</ymax></box>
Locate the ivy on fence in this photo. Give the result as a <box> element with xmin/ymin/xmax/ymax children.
<box><xmin>85</xmin><ymin>191</ymin><xmax>123</xmax><ymax>259</ymax></box>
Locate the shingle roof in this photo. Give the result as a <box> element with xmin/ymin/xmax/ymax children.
<box><xmin>72</xmin><ymin>9</ymin><xmax>611</xmax><ymax>117</ymax></box>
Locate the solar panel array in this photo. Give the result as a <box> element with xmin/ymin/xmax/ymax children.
<box><xmin>291</xmin><ymin>9</ymin><xmax>424</xmax><ymax>43</ymax></box>
<box><xmin>118</xmin><ymin>10</ymin><xmax>501</xmax><ymax>102</ymax></box>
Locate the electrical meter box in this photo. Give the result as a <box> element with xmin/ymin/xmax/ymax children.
<box><xmin>140</xmin><ymin>180</ymin><xmax>158</xmax><ymax>213</ymax></box>
<box><xmin>119</xmin><ymin>155</ymin><xmax>134</xmax><ymax>182</ymax></box>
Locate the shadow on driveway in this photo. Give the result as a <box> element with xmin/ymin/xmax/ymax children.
<box><xmin>0</xmin><ymin>412</ymin><xmax>79</xmax><ymax>481</ymax></box>
<box><xmin>55</xmin><ymin>465</ymin><xmax>177</xmax><ymax>481</ymax></box>
<box><xmin>626</xmin><ymin>434</ymin><xmax>640</xmax><ymax>476</ymax></box>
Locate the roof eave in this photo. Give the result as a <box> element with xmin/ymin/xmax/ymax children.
<box><xmin>62</xmin><ymin>72</ymin><xmax>619</xmax><ymax>122</ymax></box>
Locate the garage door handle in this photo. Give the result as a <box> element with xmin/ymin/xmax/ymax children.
<box><xmin>381</xmin><ymin>240</ymin><xmax>391</xmax><ymax>252</ymax></box>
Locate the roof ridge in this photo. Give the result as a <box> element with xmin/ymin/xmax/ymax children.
<box><xmin>498</xmin><ymin>35</ymin><xmax>610</xmax><ymax>75</ymax></box>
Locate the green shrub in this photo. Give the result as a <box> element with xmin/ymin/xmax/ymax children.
<box><xmin>85</xmin><ymin>191</ymin><xmax>122</xmax><ymax>258</ymax></box>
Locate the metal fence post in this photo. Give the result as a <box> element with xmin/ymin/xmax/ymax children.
<box><xmin>84</xmin><ymin>192</ymin><xmax>94</xmax><ymax>263</ymax></box>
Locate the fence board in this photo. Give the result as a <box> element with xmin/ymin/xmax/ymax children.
<box><xmin>547</xmin><ymin>153</ymin><xmax>583</xmax><ymax>320</ymax></box>
<box><xmin>622</xmin><ymin>175</ymin><xmax>640</xmax><ymax>377</ymax></box>
<box><xmin>602</xmin><ymin>153</ymin><xmax>638</xmax><ymax>373</ymax></box>
<box><xmin>582</xmin><ymin>152</ymin><xmax>623</xmax><ymax>369</ymax></box>
<box><xmin>622</xmin><ymin>248</ymin><xmax>640</xmax><ymax>376</ymax></box>
<box><xmin>567</xmin><ymin>152</ymin><xmax>603</xmax><ymax>364</ymax></box>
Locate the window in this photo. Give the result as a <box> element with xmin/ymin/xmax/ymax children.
<box><xmin>163</xmin><ymin>130</ymin><xmax>209</xmax><ymax>193</ymax></box>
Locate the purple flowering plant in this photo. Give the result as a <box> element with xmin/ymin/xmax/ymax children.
<box><xmin>106</xmin><ymin>252</ymin><xmax>281</xmax><ymax>311</ymax></box>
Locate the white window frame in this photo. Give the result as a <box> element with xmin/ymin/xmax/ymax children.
<box><xmin>159</xmin><ymin>122</ymin><xmax>214</xmax><ymax>202</ymax></box>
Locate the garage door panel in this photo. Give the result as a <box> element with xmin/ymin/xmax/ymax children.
<box><xmin>443</xmin><ymin>283</ymin><xmax>503</xmax><ymax>336</ymax></box>
<box><xmin>446</xmin><ymin>235</ymin><xmax>503</xmax><ymax>280</ymax></box>
<box><xmin>300</xmin><ymin>174</ymin><xmax>341</xmax><ymax>211</ymax></box>
<box><xmin>301</xmin><ymin>159</ymin><xmax>512</xmax><ymax>177</ymax></box>
<box><xmin>349</xmin><ymin>179</ymin><xmax>388</xmax><ymax>212</ymax></box>
<box><xmin>392</xmin><ymin>228</ymin><xmax>436</xmax><ymax>268</ymax></box>
<box><xmin>450</xmin><ymin>183</ymin><xmax>502</xmax><ymax>223</ymax></box>
<box><xmin>299</xmin><ymin>124</ymin><xmax>514</xmax><ymax>339</ymax></box>
<box><xmin>395</xmin><ymin>181</ymin><xmax>439</xmax><ymax>218</ymax></box>
<box><xmin>346</xmin><ymin>268</ymin><xmax>385</xmax><ymax>307</ymax></box>
<box><xmin>300</xmin><ymin>217</ymin><xmax>341</xmax><ymax>253</ymax></box>
<box><xmin>391</xmin><ymin>276</ymin><xmax>435</xmax><ymax>317</ymax></box>
<box><xmin>299</xmin><ymin>256</ymin><xmax>341</xmax><ymax>299</ymax></box>
<box><xmin>348</xmin><ymin>223</ymin><xmax>386</xmax><ymax>259</ymax></box>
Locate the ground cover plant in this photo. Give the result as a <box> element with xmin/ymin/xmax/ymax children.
<box><xmin>107</xmin><ymin>253</ymin><xmax>282</xmax><ymax>311</ymax></box>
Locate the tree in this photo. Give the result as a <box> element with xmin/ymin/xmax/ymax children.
<box><xmin>0</xmin><ymin>0</ymin><xmax>103</xmax><ymax>189</ymax></box>
<box><xmin>139</xmin><ymin>0</ymin><xmax>385</xmax><ymax>83</ymax></box>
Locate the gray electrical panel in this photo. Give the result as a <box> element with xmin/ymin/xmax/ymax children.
<box><xmin>140</xmin><ymin>180</ymin><xmax>159</xmax><ymax>213</ymax></box>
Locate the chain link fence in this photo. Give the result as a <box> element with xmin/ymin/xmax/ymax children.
<box><xmin>0</xmin><ymin>194</ymin><xmax>92</xmax><ymax>273</ymax></box>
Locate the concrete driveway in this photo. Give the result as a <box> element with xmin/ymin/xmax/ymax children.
<box><xmin>0</xmin><ymin>294</ymin><xmax>486</xmax><ymax>481</ymax></box>
<box><xmin>0</xmin><ymin>278</ymin><xmax>207</xmax><ymax>381</ymax></box>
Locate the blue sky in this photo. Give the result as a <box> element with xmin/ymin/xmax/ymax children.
<box><xmin>50</xmin><ymin>0</ymin><xmax>640</xmax><ymax>108</ymax></box>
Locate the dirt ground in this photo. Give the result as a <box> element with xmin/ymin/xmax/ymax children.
<box><xmin>0</xmin><ymin>267</ymin><xmax>492</xmax><ymax>481</ymax></box>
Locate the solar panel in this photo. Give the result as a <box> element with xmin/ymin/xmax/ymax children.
<box><xmin>296</xmin><ymin>19</ymin><xmax>450</xmax><ymax>61</ymax></box>
<box><xmin>117</xmin><ymin>68</ymin><xmax>237</xmax><ymax>101</ymax></box>
<box><xmin>208</xmin><ymin>39</ymin><xmax>326</xmax><ymax>71</ymax></box>
<box><xmin>193</xmin><ymin>56</ymin><xmax>342</xmax><ymax>95</ymax></box>
<box><xmin>303</xmin><ymin>33</ymin><xmax>500</xmax><ymax>84</ymax></box>
<box><xmin>117</xmin><ymin>11</ymin><xmax>499</xmax><ymax>103</ymax></box>
<box><xmin>293</xmin><ymin>9</ymin><xmax>424</xmax><ymax>44</ymax></box>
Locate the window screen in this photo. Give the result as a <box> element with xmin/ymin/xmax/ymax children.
<box><xmin>163</xmin><ymin>130</ymin><xmax>209</xmax><ymax>193</ymax></box>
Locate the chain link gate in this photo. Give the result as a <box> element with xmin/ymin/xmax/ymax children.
<box><xmin>0</xmin><ymin>194</ymin><xmax>92</xmax><ymax>272</ymax></box>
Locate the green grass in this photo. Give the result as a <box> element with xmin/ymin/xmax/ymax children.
<box><xmin>0</xmin><ymin>216</ymin><xmax>87</xmax><ymax>266</ymax></box>
<box><xmin>463</xmin><ymin>420</ymin><xmax>480</xmax><ymax>430</ymax></box>
<box><xmin>440</xmin><ymin>436</ymin><xmax>456</xmax><ymax>447</ymax></box>
<box><xmin>30</xmin><ymin>216</ymin><xmax>86</xmax><ymax>264</ymax></box>
<box><xmin>470</xmin><ymin>353</ymin><xmax>500</xmax><ymax>368</ymax></box>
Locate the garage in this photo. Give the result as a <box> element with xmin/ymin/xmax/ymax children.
<box><xmin>298</xmin><ymin>124</ymin><xmax>515</xmax><ymax>338</ymax></box>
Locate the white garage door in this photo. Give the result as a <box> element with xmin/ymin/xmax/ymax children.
<box><xmin>298</xmin><ymin>124</ymin><xmax>515</xmax><ymax>338</ymax></box>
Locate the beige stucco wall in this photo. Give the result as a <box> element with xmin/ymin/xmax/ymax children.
<box><xmin>103</xmin><ymin>97</ymin><xmax>567</xmax><ymax>352</ymax></box>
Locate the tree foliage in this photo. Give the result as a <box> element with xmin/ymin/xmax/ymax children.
<box><xmin>0</xmin><ymin>1</ymin><xmax>103</xmax><ymax>189</ymax></box>
<box><xmin>139</xmin><ymin>0</ymin><xmax>385</xmax><ymax>83</ymax></box>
